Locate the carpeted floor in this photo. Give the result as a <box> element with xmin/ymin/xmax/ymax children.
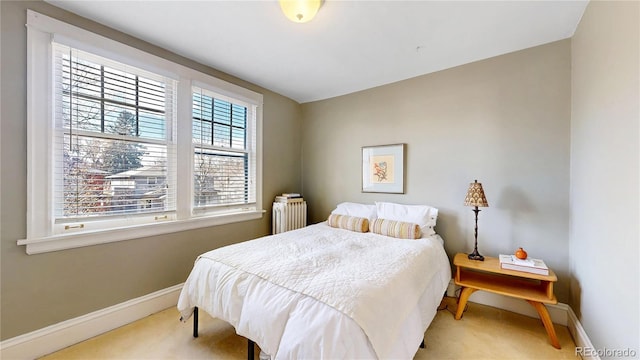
<box><xmin>40</xmin><ymin>297</ymin><xmax>580</xmax><ymax>359</ymax></box>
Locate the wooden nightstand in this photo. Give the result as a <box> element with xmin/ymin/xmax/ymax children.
<box><xmin>453</xmin><ymin>253</ymin><xmax>560</xmax><ymax>349</ymax></box>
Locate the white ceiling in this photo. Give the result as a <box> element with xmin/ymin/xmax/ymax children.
<box><xmin>47</xmin><ymin>1</ymin><xmax>588</xmax><ymax>103</ymax></box>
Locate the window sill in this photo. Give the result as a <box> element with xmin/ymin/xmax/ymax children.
<box><xmin>17</xmin><ymin>210</ymin><xmax>266</xmax><ymax>255</ymax></box>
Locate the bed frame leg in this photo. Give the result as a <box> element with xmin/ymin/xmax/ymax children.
<box><xmin>247</xmin><ymin>339</ymin><xmax>255</xmax><ymax>359</ymax></box>
<box><xmin>193</xmin><ymin>307</ymin><xmax>199</xmax><ymax>338</ymax></box>
<box><xmin>420</xmin><ymin>339</ymin><xmax>425</xmax><ymax>348</ymax></box>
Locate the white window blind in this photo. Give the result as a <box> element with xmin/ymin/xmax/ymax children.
<box><xmin>53</xmin><ymin>42</ymin><xmax>177</xmax><ymax>225</ymax></box>
<box><xmin>192</xmin><ymin>86</ymin><xmax>257</xmax><ymax>211</ymax></box>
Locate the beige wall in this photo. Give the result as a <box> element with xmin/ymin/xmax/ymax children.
<box><xmin>570</xmin><ymin>0</ymin><xmax>639</xmax><ymax>353</ymax></box>
<box><xmin>0</xmin><ymin>1</ymin><xmax>302</xmax><ymax>340</ymax></box>
<box><xmin>302</xmin><ymin>40</ymin><xmax>572</xmax><ymax>302</ymax></box>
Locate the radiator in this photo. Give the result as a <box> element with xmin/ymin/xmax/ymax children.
<box><xmin>272</xmin><ymin>200</ymin><xmax>307</xmax><ymax>234</ymax></box>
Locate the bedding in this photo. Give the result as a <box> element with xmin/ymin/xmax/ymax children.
<box><xmin>375</xmin><ymin>201</ymin><xmax>438</xmax><ymax>236</ymax></box>
<box><xmin>178</xmin><ymin>222</ymin><xmax>450</xmax><ymax>359</ymax></box>
<box><xmin>369</xmin><ymin>218</ymin><xmax>422</xmax><ymax>239</ymax></box>
<box><xmin>331</xmin><ymin>202</ymin><xmax>377</xmax><ymax>222</ymax></box>
<box><xmin>327</xmin><ymin>213</ymin><xmax>369</xmax><ymax>232</ymax></box>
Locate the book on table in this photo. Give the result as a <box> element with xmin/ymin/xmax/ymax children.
<box><xmin>275</xmin><ymin>193</ymin><xmax>303</xmax><ymax>203</ymax></box>
<box><xmin>275</xmin><ymin>196</ymin><xmax>304</xmax><ymax>203</ymax></box>
<box><xmin>498</xmin><ymin>254</ymin><xmax>549</xmax><ymax>275</ymax></box>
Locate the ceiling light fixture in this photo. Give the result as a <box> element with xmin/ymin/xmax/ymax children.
<box><xmin>279</xmin><ymin>0</ymin><xmax>322</xmax><ymax>23</ymax></box>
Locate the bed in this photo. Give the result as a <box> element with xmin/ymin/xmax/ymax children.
<box><xmin>177</xmin><ymin>202</ymin><xmax>451</xmax><ymax>359</ymax></box>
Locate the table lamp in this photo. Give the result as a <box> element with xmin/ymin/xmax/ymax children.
<box><xmin>464</xmin><ymin>179</ymin><xmax>489</xmax><ymax>261</ymax></box>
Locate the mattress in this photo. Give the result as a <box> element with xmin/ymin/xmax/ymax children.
<box><xmin>178</xmin><ymin>222</ymin><xmax>451</xmax><ymax>359</ymax></box>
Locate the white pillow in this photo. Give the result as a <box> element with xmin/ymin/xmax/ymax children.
<box><xmin>331</xmin><ymin>202</ymin><xmax>377</xmax><ymax>222</ymax></box>
<box><xmin>375</xmin><ymin>202</ymin><xmax>438</xmax><ymax>236</ymax></box>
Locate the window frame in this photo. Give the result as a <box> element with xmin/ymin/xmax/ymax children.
<box><xmin>52</xmin><ymin>43</ymin><xmax>178</xmax><ymax>230</ymax></box>
<box><xmin>191</xmin><ymin>86</ymin><xmax>255</xmax><ymax>212</ymax></box>
<box><xmin>20</xmin><ymin>10</ymin><xmax>264</xmax><ymax>254</ymax></box>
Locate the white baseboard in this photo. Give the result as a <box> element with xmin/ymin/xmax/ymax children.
<box><xmin>567</xmin><ymin>306</ymin><xmax>600</xmax><ymax>360</ymax></box>
<box><xmin>0</xmin><ymin>283</ymin><xmax>184</xmax><ymax>360</ymax></box>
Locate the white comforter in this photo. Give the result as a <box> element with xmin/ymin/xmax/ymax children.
<box><xmin>178</xmin><ymin>222</ymin><xmax>450</xmax><ymax>359</ymax></box>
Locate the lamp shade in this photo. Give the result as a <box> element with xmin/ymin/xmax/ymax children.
<box><xmin>279</xmin><ymin>0</ymin><xmax>321</xmax><ymax>23</ymax></box>
<box><xmin>464</xmin><ymin>180</ymin><xmax>489</xmax><ymax>207</ymax></box>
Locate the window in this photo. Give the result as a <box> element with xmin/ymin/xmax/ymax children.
<box><xmin>192</xmin><ymin>87</ymin><xmax>256</xmax><ymax>210</ymax></box>
<box><xmin>54</xmin><ymin>43</ymin><xmax>177</xmax><ymax>224</ymax></box>
<box><xmin>21</xmin><ymin>11</ymin><xmax>263</xmax><ymax>254</ymax></box>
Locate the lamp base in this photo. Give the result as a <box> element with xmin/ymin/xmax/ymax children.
<box><xmin>468</xmin><ymin>249</ymin><xmax>484</xmax><ymax>261</ymax></box>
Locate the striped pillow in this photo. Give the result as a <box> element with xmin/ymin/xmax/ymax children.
<box><xmin>370</xmin><ymin>218</ymin><xmax>422</xmax><ymax>239</ymax></box>
<box><xmin>327</xmin><ymin>214</ymin><xmax>369</xmax><ymax>233</ymax></box>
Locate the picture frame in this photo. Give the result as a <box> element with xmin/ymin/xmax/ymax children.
<box><xmin>362</xmin><ymin>143</ymin><xmax>405</xmax><ymax>193</ymax></box>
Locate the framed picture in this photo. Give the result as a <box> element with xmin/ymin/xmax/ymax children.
<box><xmin>362</xmin><ymin>143</ymin><xmax>405</xmax><ymax>193</ymax></box>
